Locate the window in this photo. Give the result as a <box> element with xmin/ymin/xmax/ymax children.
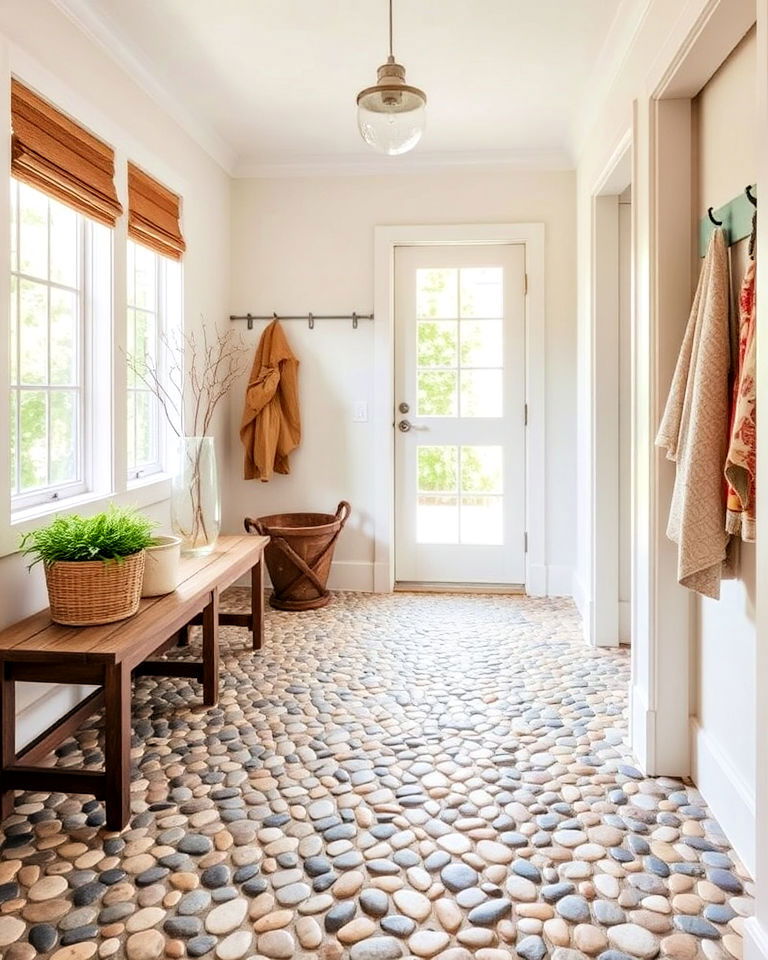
<box><xmin>10</xmin><ymin>180</ymin><xmax>84</xmax><ymax>509</ymax></box>
<box><xmin>126</xmin><ymin>239</ymin><xmax>182</xmax><ymax>481</ymax></box>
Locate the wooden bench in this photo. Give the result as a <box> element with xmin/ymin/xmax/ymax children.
<box><xmin>0</xmin><ymin>533</ymin><xmax>268</xmax><ymax>830</ymax></box>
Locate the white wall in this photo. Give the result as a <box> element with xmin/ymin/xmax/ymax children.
<box><xmin>224</xmin><ymin>170</ymin><xmax>577</xmax><ymax>593</ymax></box>
<box><xmin>618</xmin><ymin>188</ymin><xmax>632</xmax><ymax>643</ymax></box>
<box><xmin>0</xmin><ymin>0</ymin><xmax>230</xmax><ymax>745</ymax></box>
<box><xmin>691</xmin><ymin>26</ymin><xmax>757</xmax><ymax>873</ymax></box>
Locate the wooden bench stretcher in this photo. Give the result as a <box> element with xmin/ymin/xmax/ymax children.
<box><xmin>0</xmin><ymin>534</ymin><xmax>268</xmax><ymax>830</ymax></box>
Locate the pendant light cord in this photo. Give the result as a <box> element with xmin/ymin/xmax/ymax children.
<box><xmin>388</xmin><ymin>0</ymin><xmax>394</xmax><ymax>59</ymax></box>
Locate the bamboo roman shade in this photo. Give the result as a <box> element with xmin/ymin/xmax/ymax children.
<box><xmin>11</xmin><ymin>79</ymin><xmax>123</xmax><ymax>227</ymax></box>
<box><xmin>127</xmin><ymin>163</ymin><xmax>186</xmax><ymax>260</ymax></box>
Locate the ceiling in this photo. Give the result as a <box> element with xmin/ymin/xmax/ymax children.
<box><xmin>54</xmin><ymin>0</ymin><xmax>636</xmax><ymax>175</ymax></box>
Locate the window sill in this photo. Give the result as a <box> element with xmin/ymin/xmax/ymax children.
<box><xmin>1</xmin><ymin>476</ymin><xmax>172</xmax><ymax>559</ymax></box>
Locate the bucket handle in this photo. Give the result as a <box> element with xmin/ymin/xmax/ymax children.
<box><xmin>244</xmin><ymin>516</ymin><xmax>268</xmax><ymax>537</ymax></box>
<box><xmin>335</xmin><ymin>501</ymin><xmax>351</xmax><ymax>528</ymax></box>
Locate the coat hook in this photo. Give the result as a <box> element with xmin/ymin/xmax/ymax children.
<box><xmin>272</xmin><ymin>312</ymin><xmax>278</xmax><ymax>321</ymax></box>
<box><xmin>352</xmin><ymin>312</ymin><xmax>358</xmax><ymax>330</ymax></box>
<box><xmin>746</xmin><ymin>184</ymin><xmax>757</xmax><ymax>206</ymax></box>
<box><xmin>308</xmin><ymin>312</ymin><xmax>314</xmax><ymax>330</ymax></box>
<box><xmin>708</xmin><ymin>207</ymin><xmax>723</xmax><ymax>226</ymax></box>
<box><xmin>246</xmin><ymin>313</ymin><xmax>253</xmax><ymax>331</ymax></box>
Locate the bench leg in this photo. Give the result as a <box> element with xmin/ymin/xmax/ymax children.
<box><xmin>202</xmin><ymin>590</ymin><xmax>219</xmax><ymax>707</ymax></box>
<box><xmin>0</xmin><ymin>663</ymin><xmax>15</xmax><ymax>821</ymax></box>
<box><xmin>104</xmin><ymin>664</ymin><xmax>131</xmax><ymax>831</ymax></box>
<box><xmin>252</xmin><ymin>556</ymin><xmax>264</xmax><ymax>651</ymax></box>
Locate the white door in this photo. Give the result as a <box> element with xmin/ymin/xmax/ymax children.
<box><xmin>394</xmin><ymin>244</ymin><xmax>527</xmax><ymax>585</ymax></box>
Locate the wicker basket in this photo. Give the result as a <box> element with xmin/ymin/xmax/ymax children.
<box><xmin>44</xmin><ymin>550</ymin><xmax>146</xmax><ymax>626</ymax></box>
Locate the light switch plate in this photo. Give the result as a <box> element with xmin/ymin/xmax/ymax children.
<box><xmin>352</xmin><ymin>401</ymin><xmax>368</xmax><ymax>422</ymax></box>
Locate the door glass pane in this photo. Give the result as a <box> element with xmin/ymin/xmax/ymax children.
<box><xmin>418</xmin><ymin>371</ymin><xmax>458</xmax><ymax>416</ymax></box>
<box><xmin>417</xmin><ymin>268</ymin><xmax>458</xmax><ymax>319</ymax></box>
<box><xmin>460</xmin><ymin>496</ymin><xmax>503</xmax><ymax>544</ymax></box>
<box><xmin>418</xmin><ymin>445</ymin><xmax>458</xmax><ymax>493</ymax></box>
<box><xmin>460</xmin><ymin>369</ymin><xmax>502</xmax><ymax>417</ymax></box>
<box><xmin>19</xmin><ymin>390</ymin><xmax>47</xmax><ymax>491</ymax></box>
<box><xmin>460</xmin><ymin>267</ymin><xmax>503</xmax><ymax>317</ymax></box>
<box><xmin>461</xmin><ymin>446</ymin><xmax>503</xmax><ymax>494</ymax></box>
<box><xmin>50</xmin><ymin>390</ymin><xmax>77</xmax><ymax>484</ymax></box>
<box><xmin>19</xmin><ymin>280</ymin><xmax>48</xmax><ymax>385</ymax></box>
<box><xmin>460</xmin><ymin>319</ymin><xmax>503</xmax><ymax>367</ymax></box>
<box><xmin>50</xmin><ymin>289</ymin><xmax>77</xmax><ymax>385</ymax></box>
<box><xmin>18</xmin><ymin>183</ymin><xmax>48</xmax><ymax>279</ymax></box>
<box><xmin>418</xmin><ymin>496</ymin><xmax>459</xmax><ymax>543</ymax></box>
<box><xmin>418</xmin><ymin>320</ymin><xmax>457</xmax><ymax>367</ymax></box>
<box><xmin>49</xmin><ymin>199</ymin><xmax>78</xmax><ymax>287</ymax></box>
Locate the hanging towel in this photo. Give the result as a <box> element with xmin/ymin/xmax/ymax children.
<box><xmin>725</xmin><ymin>257</ymin><xmax>757</xmax><ymax>541</ymax></box>
<box><xmin>655</xmin><ymin>228</ymin><xmax>732</xmax><ymax>598</ymax></box>
<box><xmin>240</xmin><ymin>319</ymin><xmax>301</xmax><ymax>481</ymax></box>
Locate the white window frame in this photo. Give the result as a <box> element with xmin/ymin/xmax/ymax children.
<box><xmin>10</xmin><ymin>179</ymin><xmax>112</xmax><ymax>515</ymax></box>
<box><xmin>126</xmin><ymin>240</ymin><xmax>172</xmax><ymax>482</ymax></box>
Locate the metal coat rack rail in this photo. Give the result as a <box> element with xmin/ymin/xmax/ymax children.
<box><xmin>230</xmin><ymin>312</ymin><xmax>374</xmax><ymax>330</ymax></box>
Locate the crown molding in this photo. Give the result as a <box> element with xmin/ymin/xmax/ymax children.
<box><xmin>233</xmin><ymin>148</ymin><xmax>574</xmax><ymax>179</ymax></box>
<box><xmin>571</xmin><ymin>0</ymin><xmax>653</xmax><ymax>160</ymax></box>
<box><xmin>49</xmin><ymin>0</ymin><xmax>237</xmax><ymax>175</ymax></box>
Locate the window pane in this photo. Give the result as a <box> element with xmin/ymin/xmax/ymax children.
<box><xmin>19</xmin><ymin>390</ymin><xmax>47</xmax><ymax>491</ymax></box>
<box><xmin>417</xmin><ymin>268</ymin><xmax>457</xmax><ymax>319</ymax></box>
<box><xmin>460</xmin><ymin>267</ymin><xmax>503</xmax><ymax>317</ymax></box>
<box><xmin>50</xmin><ymin>289</ymin><xmax>78</xmax><ymax>385</ymax></box>
<box><xmin>134</xmin><ymin>242</ymin><xmax>156</xmax><ymax>309</ymax></box>
<box><xmin>19</xmin><ymin>280</ymin><xmax>48</xmax><ymax>385</ymax></box>
<box><xmin>417</xmin><ymin>496</ymin><xmax>459</xmax><ymax>544</ymax></box>
<box><xmin>460</xmin><ymin>319</ymin><xmax>503</xmax><ymax>367</ymax></box>
<box><xmin>10</xmin><ymin>274</ymin><xmax>18</xmax><ymax>383</ymax></box>
<box><xmin>49</xmin><ymin>199</ymin><xmax>78</xmax><ymax>286</ymax></box>
<box><xmin>417</xmin><ymin>320</ymin><xmax>457</xmax><ymax>368</ymax></box>
<box><xmin>134</xmin><ymin>390</ymin><xmax>154</xmax><ymax>466</ymax></box>
<box><xmin>418</xmin><ymin>371</ymin><xmax>457</xmax><ymax>416</ymax></box>
<box><xmin>460</xmin><ymin>496</ymin><xmax>503</xmax><ymax>544</ymax></box>
<box><xmin>9</xmin><ymin>393</ymin><xmax>17</xmax><ymax>495</ymax></box>
<box><xmin>127</xmin><ymin>239</ymin><xmax>136</xmax><ymax>305</ymax></box>
<box><xmin>18</xmin><ymin>183</ymin><xmax>48</xmax><ymax>280</ymax></box>
<box><xmin>461</xmin><ymin>446</ymin><xmax>503</xmax><ymax>494</ymax></box>
<box><xmin>127</xmin><ymin>393</ymin><xmax>136</xmax><ymax>473</ymax></box>
<box><xmin>50</xmin><ymin>390</ymin><xmax>78</xmax><ymax>484</ymax></box>
<box><xmin>460</xmin><ymin>369</ymin><xmax>502</xmax><ymax>417</ymax></box>
<box><xmin>418</xmin><ymin>445</ymin><xmax>458</xmax><ymax>493</ymax></box>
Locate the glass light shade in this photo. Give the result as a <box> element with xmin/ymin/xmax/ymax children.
<box><xmin>357</xmin><ymin>92</ymin><xmax>426</xmax><ymax>155</ymax></box>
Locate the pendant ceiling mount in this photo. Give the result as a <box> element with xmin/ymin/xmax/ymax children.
<box><xmin>356</xmin><ymin>0</ymin><xmax>427</xmax><ymax>156</ymax></box>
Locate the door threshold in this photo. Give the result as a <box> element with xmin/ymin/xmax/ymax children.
<box><xmin>394</xmin><ymin>581</ymin><xmax>526</xmax><ymax>595</ymax></box>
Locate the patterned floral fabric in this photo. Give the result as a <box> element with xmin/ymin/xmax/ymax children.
<box><xmin>725</xmin><ymin>258</ymin><xmax>757</xmax><ymax>542</ymax></box>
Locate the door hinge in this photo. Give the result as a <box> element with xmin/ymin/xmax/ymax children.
<box><xmin>524</xmin><ymin>403</ymin><xmax>528</xmax><ymax>426</ymax></box>
<box><xmin>524</xmin><ymin>532</ymin><xmax>528</xmax><ymax>553</ymax></box>
<box><xmin>524</xmin><ymin>273</ymin><xmax>528</xmax><ymax>295</ymax></box>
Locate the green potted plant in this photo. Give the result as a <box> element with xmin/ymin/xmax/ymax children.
<box><xmin>20</xmin><ymin>506</ymin><xmax>155</xmax><ymax>626</ymax></box>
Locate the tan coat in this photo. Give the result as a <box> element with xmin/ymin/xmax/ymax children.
<box><xmin>240</xmin><ymin>319</ymin><xmax>301</xmax><ymax>481</ymax></box>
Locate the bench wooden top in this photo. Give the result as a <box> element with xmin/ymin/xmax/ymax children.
<box><xmin>0</xmin><ymin>535</ymin><xmax>268</xmax><ymax>666</ymax></box>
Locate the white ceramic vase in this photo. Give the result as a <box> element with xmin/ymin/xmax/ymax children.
<box><xmin>141</xmin><ymin>535</ymin><xmax>182</xmax><ymax>597</ymax></box>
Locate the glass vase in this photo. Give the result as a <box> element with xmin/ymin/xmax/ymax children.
<box><xmin>171</xmin><ymin>436</ymin><xmax>221</xmax><ymax>556</ymax></box>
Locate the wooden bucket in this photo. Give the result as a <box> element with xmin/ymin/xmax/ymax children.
<box><xmin>244</xmin><ymin>501</ymin><xmax>351</xmax><ymax>610</ymax></box>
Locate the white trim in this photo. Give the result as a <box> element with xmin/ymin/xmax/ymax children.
<box><xmin>745</xmin><ymin>919</ymin><xmax>768</xmax><ymax>960</ymax></box>
<box><xmin>546</xmin><ymin>565</ymin><xmax>574</xmax><ymax>597</ymax></box>
<box><xmin>49</xmin><ymin>0</ymin><xmax>236</xmax><ymax>175</ymax></box>
<box><xmin>690</xmin><ymin>718</ymin><xmax>755</xmax><ymax>878</ymax></box>
<box><xmin>373</xmin><ymin>223</ymin><xmax>547</xmax><ymax>595</ymax></box>
<box><xmin>234</xmin><ymin>149</ymin><xmax>573</xmax><ymax>180</ymax></box>
<box><xmin>618</xmin><ymin>600</ymin><xmax>631</xmax><ymax>644</ymax></box>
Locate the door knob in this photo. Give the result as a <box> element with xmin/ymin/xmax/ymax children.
<box><xmin>398</xmin><ymin>402</ymin><xmax>410</xmax><ymax>413</ymax></box>
<box><xmin>398</xmin><ymin>419</ymin><xmax>412</xmax><ymax>432</ymax></box>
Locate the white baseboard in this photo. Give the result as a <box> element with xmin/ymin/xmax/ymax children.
<box><xmin>619</xmin><ymin>600</ymin><xmax>631</xmax><ymax>643</ymax></box>
<box><xmin>326</xmin><ymin>561</ymin><xmax>374</xmax><ymax>592</ymax></box>
<box><xmin>745</xmin><ymin>918</ymin><xmax>768</xmax><ymax>960</ymax></box>
<box><xmin>546</xmin><ymin>565</ymin><xmax>573</xmax><ymax>597</ymax></box>
<box><xmin>526</xmin><ymin>563</ymin><xmax>547</xmax><ymax>597</ymax></box>
<box><xmin>690</xmin><ymin>718</ymin><xmax>756</xmax><ymax>877</ymax></box>
<box><xmin>15</xmin><ymin>683</ymin><xmax>97</xmax><ymax>752</ymax></box>
<box><xmin>629</xmin><ymin>682</ymin><xmax>651</xmax><ymax>773</ymax></box>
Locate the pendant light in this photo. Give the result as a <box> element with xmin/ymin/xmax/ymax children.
<box><xmin>356</xmin><ymin>0</ymin><xmax>426</xmax><ymax>156</ymax></box>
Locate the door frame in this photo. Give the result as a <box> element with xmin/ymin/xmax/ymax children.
<box><xmin>372</xmin><ymin>223</ymin><xmax>546</xmax><ymax>594</ymax></box>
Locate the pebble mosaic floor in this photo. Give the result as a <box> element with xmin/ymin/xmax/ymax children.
<box><xmin>0</xmin><ymin>589</ymin><xmax>754</xmax><ymax>960</ymax></box>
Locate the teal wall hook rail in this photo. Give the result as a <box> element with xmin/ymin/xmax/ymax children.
<box><xmin>699</xmin><ymin>183</ymin><xmax>757</xmax><ymax>257</ymax></box>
